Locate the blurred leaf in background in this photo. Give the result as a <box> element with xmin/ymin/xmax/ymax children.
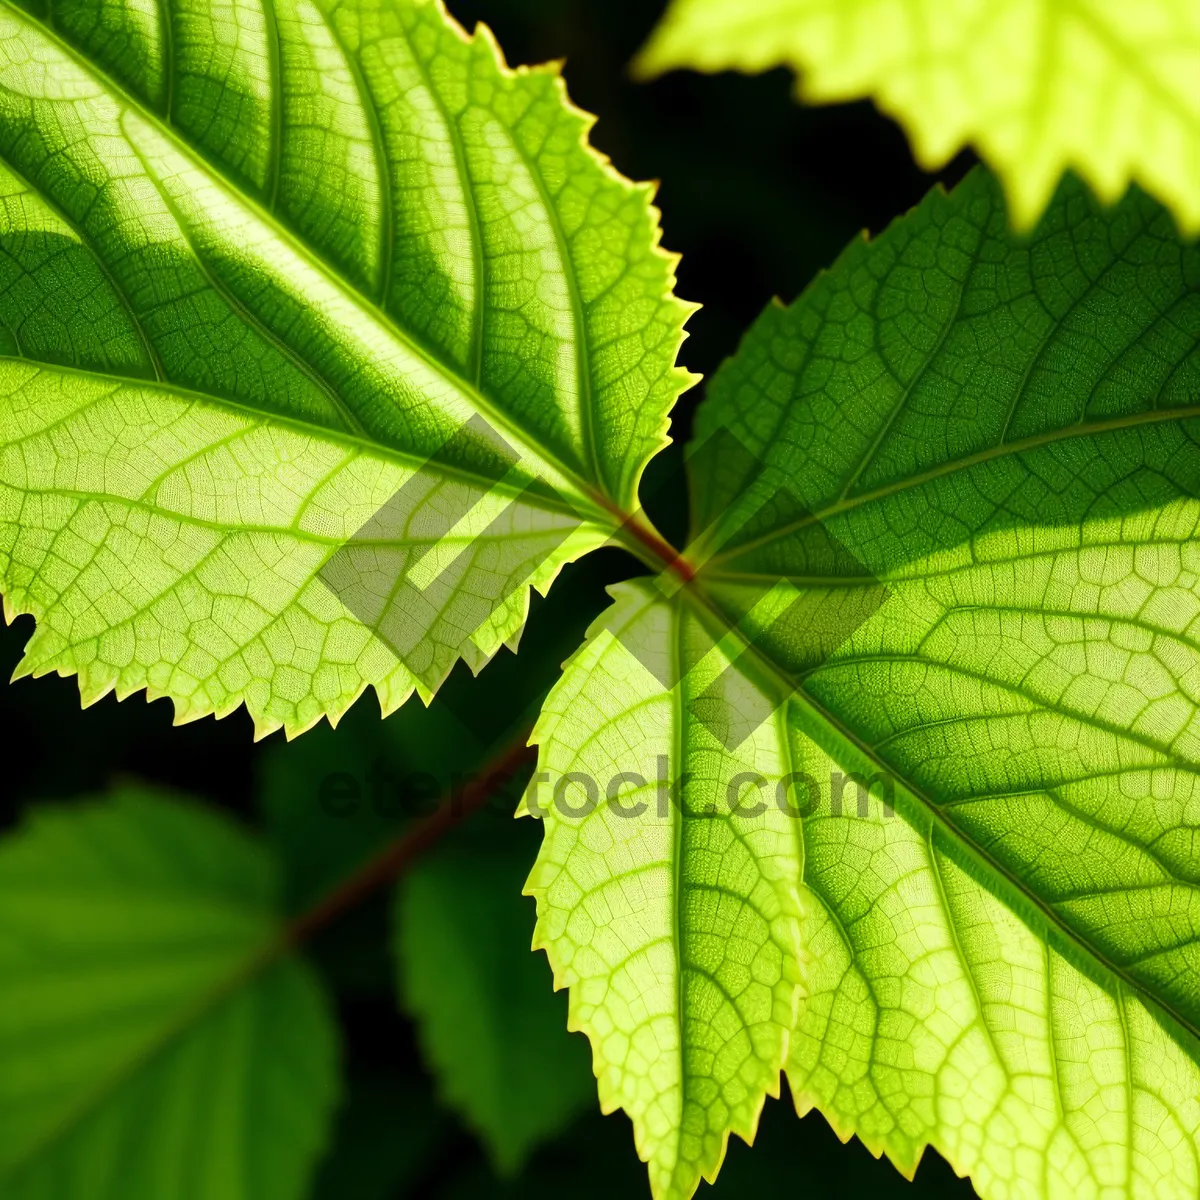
<box><xmin>637</xmin><ymin>0</ymin><xmax>1200</xmax><ymax>232</ymax></box>
<box><xmin>0</xmin><ymin>791</ymin><xmax>338</xmax><ymax>1199</ymax></box>
<box><xmin>396</xmin><ymin>825</ymin><xmax>594</xmax><ymax>1173</ymax></box>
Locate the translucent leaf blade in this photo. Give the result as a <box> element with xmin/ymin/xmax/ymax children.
<box><xmin>531</xmin><ymin>169</ymin><xmax>1200</xmax><ymax>1198</ymax></box>
<box><xmin>524</xmin><ymin>580</ymin><xmax>805</xmax><ymax>1200</ymax></box>
<box><xmin>0</xmin><ymin>0</ymin><xmax>695</xmax><ymax>735</ymax></box>
<box><xmin>699</xmin><ymin>167</ymin><xmax>1200</xmax><ymax>1195</ymax></box>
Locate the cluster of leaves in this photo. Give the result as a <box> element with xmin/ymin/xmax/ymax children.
<box><xmin>2</xmin><ymin>1</ymin><xmax>1200</xmax><ymax>1199</ymax></box>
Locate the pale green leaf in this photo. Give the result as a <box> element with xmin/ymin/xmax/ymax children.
<box><xmin>636</xmin><ymin>0</ymin><xmax>1200</xmax><ymax>232</ymax></box>
<box><xmin>526</xmin><ymin>169</ymin><xmax>1200</xmax><ymax>1199</ymax></box>
<box><xmin>395</xmin><ymin>826</ymin><xmax>595</xmax><ymax>1173</ymax></box>
<box><xmin>524</xmin><ymin>582</ymin><xmax>806</xmax><ymax>1200</ymax></box>
<box><xmin>0</xmin><ymin>0</ymin><xmax>695</xmax><ymax>736</ymax></box>
<box><xmin>0</xmin><ymin>787</ymin><xmax>339</xmax><ymax>1199</ymax></box>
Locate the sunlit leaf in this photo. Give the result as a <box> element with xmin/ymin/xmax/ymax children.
<box><xmin>527</xmin><ymin>169</ymin><xmax>1200</xmax><ymax>1199</ymax></box>
<box><xmin>524</xmin><ymin>582</ymin><xmax>806</xmax><ymax>1200</ymax></box>
<box><xmin>0</xmin><ymin>0</ymin><xmax>694</xmax><ymax>736</ymax></box>
<box><xmin>636</xmin><ymin>0</ymin><xmax>1200</xmax><ymax>232</ymax></box>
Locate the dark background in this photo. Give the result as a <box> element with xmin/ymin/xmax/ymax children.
<box><xmin>0</xmin><ymin>0</ymin><xmax>977</xmax><ymax>1195</ymax></box>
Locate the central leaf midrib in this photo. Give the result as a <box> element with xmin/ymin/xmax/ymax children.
<box><xmin>708</xmin><ymin>401</ymin><xmax>1200</xmax><ymax>566</ymax></box>
<box><xmin>3</xmin><ymin>1</ymin><xmax>612</xmax><ymax>525</ymax></box>
<box><xmin>669</xmin><ymin>598</ymin><xmax>688</xmax><ymax>1178</ymax></box>
<box><xmin>1</xmin><ymin>927</ymin><xmax>284</xmax><ymax>1180</ymax></box>
<box><xmin>676</xmin><ymin>573</ymin><xmax>1200</xmax><ymax>1051</ymax></box>
<box><xmin>0</xmin><ymin>359</ymin><xmax>591</xmax><ymax>526</ymax></box>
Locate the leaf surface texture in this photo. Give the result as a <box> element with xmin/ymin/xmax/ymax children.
<box><xmin>0</xmin><ymin>0</ymin><xmax>693</xmax><ymax>734</ymax></box>
<box><xmin>527</xmin><ymin>170</ymin><xmax>1200</xmax><ymax>1199</ymax></box>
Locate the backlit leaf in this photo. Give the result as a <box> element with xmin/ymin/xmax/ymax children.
<box><xmin>526</xmin><ymin>169</ymin><xmax>1200</xmax><ymax>1199</ymax></box>
<box><xmin>636</xmin><ymin>0</ymin><xmax>1200</xmax><ymax>232</ymax></box>
<box><xmin>0</xmin><ymin>0</ymin><xmax>694</xmax><ymax>736</ymax></box>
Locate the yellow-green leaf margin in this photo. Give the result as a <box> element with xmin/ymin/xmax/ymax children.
<box><xmin>0</xmin><ymin>0</ymin><xmax>697</xmax><ymax>738</ymax></box>
<box><xmin>636</xmin><ymin>0</ymin><xmax>1200</xmax><ymax>233</ymax></box>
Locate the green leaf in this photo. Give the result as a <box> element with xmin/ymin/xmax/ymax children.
<box><xmin>0</xmin><ymin>0</ymin><xmax>695</xmax><ymax>737</ymax></box>
<box><xmin>395</xmin><ymin>821</ymin><xmax>596</xmax><ymax>1174</ymax></box>
<box><xmin>635</xmin><ymin>0</ymin><xmax>1200</xmax><ymax>233</ymax></box>
<box><xmin>524</xmin><ymin>582</ymin><xmax>806</xmax><ymax>1200</ymax></box>
<box><xmin>526</xmin><ymin>169</ymin><xmax>1200</xmax><ymax>1199</ymax></box>
<box><xmin>0</xmin><ymin>787</ymin><xmax>339</xmax><ymax>1199</ymax></box>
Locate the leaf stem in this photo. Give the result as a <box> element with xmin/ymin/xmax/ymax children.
<box><xmin>623</xmin><ymin>515</ymin><xmax>695</xmax><ymax>583</ymax></box>
<box><xmin>282</xmin><ymin>729</ymin><xmax>538</xmax><ymax>951</ymax></box>
<box><xmin>1</xmin><ymin>731</ymin><xmax>540</xmax><ymax>1171</ymax></box>
<box><xmin>594</xmin><ymin>491</ymin><xmax>694</xmax><ymax>583</ymax></box>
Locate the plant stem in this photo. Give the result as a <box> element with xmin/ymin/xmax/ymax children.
<box><xmin>621</xmin><ymin>512</ymin><xmax>695</xmax><ymax>582</ymax></box>
<box><xmin>283</xmin><ymin>728</ymin><xmax>538</xmax><ymax>950</ymax></box>
<box><xmin>586</xmin><ymin>485</ymin><xmax>694</xmax><ymax>583</ymax></box>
